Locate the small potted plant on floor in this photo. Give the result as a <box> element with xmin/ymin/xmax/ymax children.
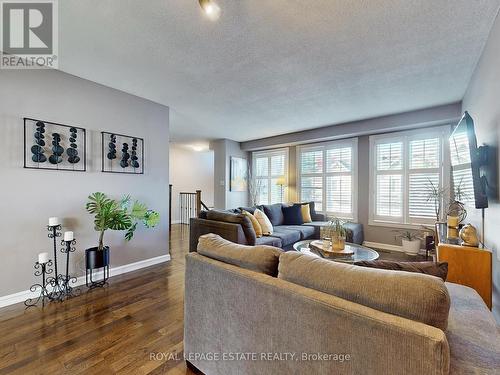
<box><xmin>394</xmin><ymin>230</ymin><xmax>422</xmax><ymax>255</ymax></box>
<box><xmin>85</xmin><ymin>192</ymin><xmax>160</xmax><ymax>287</ymax></box>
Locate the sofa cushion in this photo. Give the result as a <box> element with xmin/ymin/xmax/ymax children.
<box><xmin>282</xmin><ymin>205</ymin><xmax>304</xmax><ymax>225</ymax></box>
<box><xmin>354</xmin><ymin>260</ymin><xmax>448</xmax><ymax>281</ymax></box>
<box><xmin>278</xmin><ymin>252</ymin><xmax>451</xmax><ymax>330</ymax></box>
<box><xmin>263</xmin><ymin>203</ymin><xmax>285</xmax><ymax>226</ymax></box>
<box><xmin>254</xmin><ymin>208</ymin><xmax>273</xmax><ymax>235</ymax></box>
<box><xmin>206</xmin><ymin>210</ymin><xmax>256</xmax><ymax>245</ymax></box>
<box><xmin>256</xmin><ymin>236</ymin><xmax>282</xmax><ymax>248</ymax></box>
<box><xmin>269</xmin><ymin>227</ymin><xmax>301</xmax><ymax>247</ymax></box>
<box><xmin>445</xmin><ymin>282</ymin><xmax>500</xmax><ymax>374</ymax></box>
<box><xmin>197</xmin><ymin>234</ymin><xmax>282</xmax><ymax>276</ymax></box>
<box><xmin>279</xmin><ymin>225</ymin><xmax>315</xmax><ymax>240</ymax></box>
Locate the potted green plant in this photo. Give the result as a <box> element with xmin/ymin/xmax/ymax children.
<box><xmin>325</xmin><ymin>217</ymin><xmax>347</xmax><ymax>251</ymax></box>
<box><xmin>85</xmin><ymin>192</ymin><xmax>160</xmax><ymax>287</ymax></box>
<box><xmin>394</xmin><ymin>230</ymin><xmax>422</xmax><ymax>255</ymax></box>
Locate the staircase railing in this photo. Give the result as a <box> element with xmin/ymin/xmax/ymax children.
<box><xmin>179</xmin><ymin>190</ymin><xmax>209</xmax><ymax>225</ymax></box>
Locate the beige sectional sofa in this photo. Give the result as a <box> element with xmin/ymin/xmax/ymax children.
<box><xmin>184</xmin><ymin>234</ymin><xmax>500</xmax><ymax>375</ymax></box>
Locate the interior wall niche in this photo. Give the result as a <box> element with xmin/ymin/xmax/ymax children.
<box><xmin>101</xmin><ymin>131</ymin><xmax>144</xmax><ymax>174</ymax></box>
<box><xmin>24</xmin><ymin>118</ymin><xmax>86</xmax><ymax>172</ymax></box>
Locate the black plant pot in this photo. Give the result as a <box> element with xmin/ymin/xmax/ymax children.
<box><xmin>85</xmin><ymin>246</ymin><xmax>110</xmax><ymax>288</ymax></box>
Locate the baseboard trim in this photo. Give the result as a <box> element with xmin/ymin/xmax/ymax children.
<box><xmin>0</xmin><ymin>254</ymin><xmax>171</xmax><ymax>309</ymax></box>
<box><xmin>363</xmin><ymin>241</ymin><xmax>404</xmax><ymax>252</ymax></box>
<box><xmin>363</xmin><ymin>241</ymin><xmax>427</xmax><ymax>256</ymax></box>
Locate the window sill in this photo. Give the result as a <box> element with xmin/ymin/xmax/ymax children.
<box><xmin>368</xmin><ymin>220</ymin><xmax>434</xmax><ymax>230</ymax></box>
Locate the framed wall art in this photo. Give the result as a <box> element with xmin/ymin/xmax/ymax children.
<box><xmin>230</xmin><ymin>157</ymin><xmax>247</xmax><ymax>192</ymax></box>
<box><xmin>101</xmin><ymin>132</ymin><xmax>144</xmax><ymax>174</ymax></box>
<box><xmin>24</xmin><ymin>118</ymin><xmax>86</xmax><ymax>172</ymax></box>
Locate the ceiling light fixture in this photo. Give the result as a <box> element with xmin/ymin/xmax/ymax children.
<box><xmin>199</xmin><ymin>0</ymin><xmax>221</xmax><ymax>21</ymax></box>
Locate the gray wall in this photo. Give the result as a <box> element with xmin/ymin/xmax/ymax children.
<box><xmin>0</xmin><ymin>70</ymin><xmax>170</xmax><ymax>297</ymax></box>
<box><xmin>462</xmin><ymin>11</ymin><xmax>500</xmax><ymax>323</ymax></box>
<box><xmin>244</xmin><ymin>104</ymin><xmax>462</xmax><ymax>246</ymax></box>
<box><xmin>210</xmin><ymin>139</ymin><xmax>249</xmax><ymax>209</ymax></box>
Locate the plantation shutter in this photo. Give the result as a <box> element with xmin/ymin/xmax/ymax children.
<box><xmin>374</xmin><ymin>141</ymin><xmax>403</xmax><ymax>220</ymax></box>
<box><xmin>370</xmin><ymin>127</ymin><xmax>448</xmax><ymax>226</ymax></box>
<box><xmin>408</xmin><ymin>138</ymin><xmax>440</xmax><ymax>219</ymax></box>
<box><xmin>298</xmin><ymin>140</ymin><xmax>357</xmax><ymax>219</ymax></box>
<box><xmin>450</xmin><ymin>132</ymin><xmax>475</xmax><ymax>204</ymax></box>
<box><xmin>252</xmin><ymin>149</ymin><xmax>288</xmax><ymax>205</ymax></box>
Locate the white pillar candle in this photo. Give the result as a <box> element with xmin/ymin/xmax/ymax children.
<box><xmin>64</xmin><ymin>231</ymin><xmax>74</xmax><ymax>242</ymax></box>
<box><xmin>48</xmin><ymin>217</ymin><xmax>60</xmax><ymax>226</ymax></box>
<box><xmin>38</xmin><ymin>252</ymin><xmax>49</xmax><ymax>264</ymax></box>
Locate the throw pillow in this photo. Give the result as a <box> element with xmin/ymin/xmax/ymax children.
<box><xmin>354</xmin><ymin>260</ymin><xmax>448</xmax><ymax>281</ymax></box>
<box><xmin>242</xmin><ymin>210</ymin><xmax>263</xmax><ymax>237</ymax></box>
<box><xmin>295</xmin><ymin>201</ymin><xmax>317</xmax><ymax>220</ymax></box>
<box><xmin>254</xmin><ymin>208</ymin><xmax>273</xmax><ymax>235</ymax></box>
<box><xmin>297</xmin><ymin>203</ymin><xmax>312</xmax><ymax>223</ymax></box>
<box><xmin>263</xmin><ymin>204</ymin><xmax>285</xmax><ymax>226</ymax></box>
<box><xmin>206</xmin><ymin>210</ymin><xmax>257</xmax><ymax>245</ymax></box>
<box><xmin>282</xmin><ymin>205</ymin><xmax>304</xmax><ymax>225</ymax></box>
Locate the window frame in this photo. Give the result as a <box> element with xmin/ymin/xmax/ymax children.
<box><xmin>368</xmin><ymin>126</ymin><xmax>451</xmax><ymax>229</ymax></box>
<box><xmin>252</xmin><ymin>148</ymin><xmax>289</xmax><ymax>205</ymax></box>
<box><xmin>296</xmin><ymin>138</ymin><xmax>358</xmax><ymax>221</ymax></box>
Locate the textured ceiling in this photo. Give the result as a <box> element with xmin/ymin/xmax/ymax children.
<box><xmin>58</xmin><ymin>0</ymin><xmax>500</xmax><ymax>142</ymax></box>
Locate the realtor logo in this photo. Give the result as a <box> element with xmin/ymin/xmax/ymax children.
<box><xmin>1</xmin><ymin>0</ymin><xmax>58</xmax><ymax>69</ymax></box>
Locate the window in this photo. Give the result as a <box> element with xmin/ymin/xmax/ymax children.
<box><xmin>369</xmin><ymin>127</ymin><xmax>450</xmax><ymax>227</ymax></box>
<box><xmin>297</xmin><ymin>139</ymin><xmax>357</xmax><ymax>220</ymax></box>
<box><xmin>450</xmin><ymin>130</ymin><xmax>475</xmax><ymax>205</ymax></box>
<box><xmin>252</xmin><ymin>148</ymin><xmax>288</xmax><ymax>205</ymax></box>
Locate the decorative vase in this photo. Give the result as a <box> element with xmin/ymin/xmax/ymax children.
<box><xmin>331</xmin><ymin>235</ymin><xmax>346</xmax><ymax>251</ymax></box>
<box><xmin>435</xmin><ymin>222</ymin><xmax>447</xmax><ymax>244</ymax></box>
<box><xmin>85</xmin><ymin>246</ymin><xmax>110</xmax><ymax>288</ymax></box>
<box><xmin>459</xmin><ymin>224</ymin><xmax>479</xmax><ymax>247</ymax></box>
<box><xmin>322</xmin><ymin>238</ymin><xmax>331</xmax><ymax>251</ymax></box>
<box><xmin>402</xmin><ymin>239</ymin><xmax>421</xmax><ymax>255</ymax></box>
<box><xmin>447</xmin><ymin>215</ymin><xmax>460</xmax><ymax>239</ymax></box>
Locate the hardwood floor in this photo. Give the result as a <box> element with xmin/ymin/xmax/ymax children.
<box><xmin>0</xmin><ymin>224</ymin><xmax>196</xmax><ymax>375</ymax></box>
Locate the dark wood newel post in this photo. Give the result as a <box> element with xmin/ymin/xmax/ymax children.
<box><xmin>195</xmin><ymin>190</ymin><xmax>202</xmax><ymax>218</ymax></box>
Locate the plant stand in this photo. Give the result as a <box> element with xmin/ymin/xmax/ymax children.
<box><xmin>85</xmin><ymin>247</ymin><xmax>110</xmax><ymax>288</ymax></box>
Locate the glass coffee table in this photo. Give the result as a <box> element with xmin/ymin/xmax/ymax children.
<box><xmin>293</xmin><ymin>240</ymin><xmax>379</xmax><ymax>264</ymax></box>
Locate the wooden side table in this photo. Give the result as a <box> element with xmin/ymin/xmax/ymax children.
<box><xmin>437</xmin><ymin>243</ymin><xmax>492</xmax><ymax>309</ymax></box>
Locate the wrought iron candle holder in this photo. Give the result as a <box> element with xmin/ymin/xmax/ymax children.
<box><xmin>59</xmin><ymin>239</ymin><xmax>79</xmax><ymax>298</ymax></box>
<box><xmin>46</xmin><ymin>224</ymin><xmax>66</xmax><ymax>301</ymax></box>
<box><xmin>25</xmin><ymin>225</ymin><xmax>80</xmax><ymax>308</ymax></box>
<box><xmin>24</xmin><ymin>260</ymin><xmax>54</xmax><ymax>308</ymax></box>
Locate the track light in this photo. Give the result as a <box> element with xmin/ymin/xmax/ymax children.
<box><xmin>199</xmin><ymin>0</ymin><xmax>221</xmax><ymax>21</ymax></box>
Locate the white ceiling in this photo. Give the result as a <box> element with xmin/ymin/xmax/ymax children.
<box><xmin>58</xmin><ymin>0</ymin><xmax>500</xmax><ymax>142</ymax></box>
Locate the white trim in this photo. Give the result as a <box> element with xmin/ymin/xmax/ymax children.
<box><xmin>363</xmin><ymin>241</ymin><xmax>403</xmax><ymax>252</ymax></box>
<box><xmin>364</xmin><ymin>241</ymin><xmax>427</xmax><ymax>256</ymax></box>
<box><xmin>0</xmin><ymin>254</ymin><xmax>171</xmax><ymax>309</ymax></box>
